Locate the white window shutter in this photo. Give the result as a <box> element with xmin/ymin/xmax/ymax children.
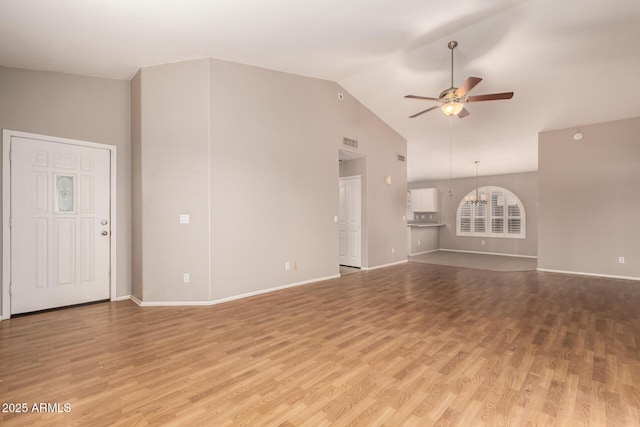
<box><xmin>506</xmin><ymin>193</ymin><xmax>521</xmax><ymax>234</ymax></box>
<box><xmin>491</xmin><ymin>189</ymin><xmax>505</xmax><ymax>234</ymax></box>
<box><xmin>456</xmin><ymin>186</ymin><xmax>525</xmax><ymax>239</ymax></box>
<box><xmin>459</xmin><ymin>203</ymin><xmax>471</xmax><ymax>233</ymax></box>
<box><xmin>473</xmin><ymin>200</ymin><xmax>486</xmax><ymax>233</ymax></box>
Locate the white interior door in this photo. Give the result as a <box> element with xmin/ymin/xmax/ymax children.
<box><xmin>10</xmin><ymin>136</ymin><xmax>111</xmax><ymax>314</ymax></box>
<box><xmin>339</xmin><ymin>176</ymin><xmax>361</xmax><ymax>268</ymax></box>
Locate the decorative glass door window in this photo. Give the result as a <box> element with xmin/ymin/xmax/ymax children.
<box><xmin>55</xmin><ymin>175</ymin><xmax>75</xmax><ymax>213</ymax></box>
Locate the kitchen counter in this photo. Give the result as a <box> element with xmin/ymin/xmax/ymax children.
<box><xmin>407</xmin><ymin>223</ymin><xmax>445</xmax><ymax>227</ymax></box>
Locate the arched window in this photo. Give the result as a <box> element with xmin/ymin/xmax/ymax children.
<box><xmin>456</xmin><ymin>186</ymin><xmax>526</xmax><ymax>239</ymax></box>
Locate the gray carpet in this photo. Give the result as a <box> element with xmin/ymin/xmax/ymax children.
<box><xmin>409</xmin><ymin>250</ymin><xmax>537</xmax><ymax>272</ymax></box>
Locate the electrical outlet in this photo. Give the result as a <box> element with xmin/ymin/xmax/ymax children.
<box><xmin>619</xmin><ymin>257</ymin><xmax>625</xmax><ymax>264</ymax></box>
<box><xmin>183</xmin><ymin>273</ymin><xmax>190</xmax><ymax>283</ymax></box>
<box><xmin>293</xmin><ymin>260</ymin><xmax>298</xmax><ymax>270</ymax></box>
<box><xmin>481</xmin><ymin>240</ymin><xmax>485</xmax><ymax>245</ymax></box>
<box><xmin>429</xmin><ymin>214</ymin><xmax>433</xmax><ymax>219</ymax></box>
<box><xmin>418</xmin><ymin>240</ymin><xmax>421</xmax><ymax>246</ymax></box>
<box><xmin>391</xmin><ymin>248</ymin><xmax>395</xmax><ymax>254</ymax></box>
<box><xmin>285</xmin><ymin>262</ymin><xmax>291</xmax><ymax>270</ymax></box>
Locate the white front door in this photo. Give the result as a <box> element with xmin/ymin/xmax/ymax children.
<box><xmin>10</xmin><ymin>136</ymin><xmax>111</xmax><ymax>314</ymax></box>
<box><xmin>339</xmin><ymin>176</ymin><xmax>361</xmax><ymax>268</ymax></box>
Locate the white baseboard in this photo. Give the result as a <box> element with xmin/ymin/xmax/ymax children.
<box><xmin>537</xmin><ymin>268</ymin><xmax>640</xmax><ymax>282</ymax></box>
<box><xmin>409</xmin><ymin>249</ymin><xmax>439</xmax><ymax>256</ymax></box>
<box><xmin>212</xmin><ymin>274</ymin><xmax>340</xmax><ymax>305</ymax></box>
<box><xmin>129</xmin><ymin>274</ymin><xmax>341</xmax><ymax>307</ymax></box>
<box><xmin>135</xmin><ymin>299</ymin><xmax>214</xmax><ymax>307</ymax></box>
<box><xmin>439</xmin><ymin>248</ymin><xmax>538</xmax><ymax>259</ymax></box>
<box><xmin>363</xmin><ymin>259</ymin><xmax>408</xmax><ymax>271</ymax></box>
<box><xmin>1</xmin><ymin>294</ymin><xmax>140</xmax><ymax>319</ymax></box>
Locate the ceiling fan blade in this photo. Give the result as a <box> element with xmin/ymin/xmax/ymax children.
<box><xmin>466</xmin><ymin>92</ymin><xmax>514</xmax><ymax>102</ymax></box>
<box><xmin>409</xmin><ymin>105</ymin><xmax>439</xmax><ymax>118</ymax></box>
<box><xmin>458</xmin><ymin>107</ymin><xmax>470</xmax><ymax>118</ymax></box>
<box><xmin>454</xmin><ymin>77</ymin><xmax>482</xmax><ymax>97</ymax></box>
<box><xmin>405</xmin><ymin>95</ymin><xmax>440</xmax><ymax>101</ymax></box>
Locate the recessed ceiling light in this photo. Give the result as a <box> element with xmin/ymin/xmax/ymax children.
<box><xmin>573</xmin><ymin>131</ymin><xmax>584</xmax><ymax>141</ymax></box>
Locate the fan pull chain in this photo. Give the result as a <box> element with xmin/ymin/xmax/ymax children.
<box><xmin>448</xmin><ymin>116</ymin><xmax>453</xmax><ymax>199</ymax></box>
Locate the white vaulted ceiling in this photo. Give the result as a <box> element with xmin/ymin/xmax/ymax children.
<box><xmin>1</xmin><ymin>0</ymin><xmax>639</xmax><ymax>181</ymax></box>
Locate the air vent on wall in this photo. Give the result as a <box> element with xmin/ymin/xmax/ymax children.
<box><xmin>397</xmin><ymin>154</ymin><xmax>406</xmax><ymax>162</ymax></box>
<box><xmin>342</xmin><ymin>137</ymin><xmax>358</xmax><ymax>149</ymax></box>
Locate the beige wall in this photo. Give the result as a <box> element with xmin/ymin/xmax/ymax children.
<box><xmin>409</xmin><ymin>227</ymin><xmax>439</xmax><ymax>255</ymax></box>
<box><xmin>538</xmin><ymin>117</ymin><xmax>640</xmax><ymax>278</ymax></box>
<box><xmin>132</xmin><ymin>58</ymin><xmax>406</xmax><ymax>303</ymax></box>
<box><xmin>208</xmin><ymin>59</ymin><xmax>339</xmax><ymax>299</ymax></box>
<box><xmin>341</xmin><ymin>97</ymin><xmax>408</xmax><ymax>268</ymax></box>
<box><xmin>136</xmin><ymin>59</ymin><xmax>211</xmax><ymax>302</ymax></box>
<box><xmin>131</xmin><ymin>71</ymin><xmax>143</xmax><ymax>300</ymax></box>
<box><xmin>411</xmin><ymin>171</ymin><xmax>538</xmax><ymax>257</ymax></box>
<box><xmin>0</xmin><ymin>66</ymin><xmax>131</xmax><ymax>317</ymax></box>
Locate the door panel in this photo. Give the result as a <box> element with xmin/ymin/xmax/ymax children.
<box><xmin>54</xmin><ymin>217</ymin><xmax>75</xmax><ymax>286</ymax></box>
<box><xmin>11</xmin><ymin>136</ymin><xmax>111</xmax><ymax>314</ymax></box>
<box><xmin>33</xmin><ymin>219</ymin><xmax>48</xmax><ymax>288</ymax></box>
<box><xmin>80</xmin><ymin>218</ymin><xmax>95</xmax><ymax>283</ymax></box>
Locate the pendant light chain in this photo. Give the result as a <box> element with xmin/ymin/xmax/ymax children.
<box><xmin>475</xmin><ymin>161</ymin><xmax>480</xmax><ymax>201</ymax></box>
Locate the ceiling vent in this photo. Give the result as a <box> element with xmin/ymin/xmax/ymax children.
<box><xmin>397</xmin><ymin>154</ymin><xmax>406</xmax><ymax>162</ymax></box>
<box><xmin>342</xmin><ymin>137</ymin><xmax>358</xmax><ymax>149</ymax></box>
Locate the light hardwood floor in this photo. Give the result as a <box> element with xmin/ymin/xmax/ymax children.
<box><xmin>2</xmin><ymin>263</ymin><xmax>640</xmax><ymax>426</ymax></box>
<box><xmin>340</xmin><ymin>265</ymin><xmax>361</xmax><ymax>276</ymax></box>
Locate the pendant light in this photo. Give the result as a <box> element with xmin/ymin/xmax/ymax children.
<box><xmin>464</xmin><ymin>161</ymin><xmax>487</xmax><ymax>204</ymax></box>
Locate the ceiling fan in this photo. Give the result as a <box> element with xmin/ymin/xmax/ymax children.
<box><xmin>405</xmin><ymin>41</ymin><xmax>513</xmax><ymax>119</ymax></box>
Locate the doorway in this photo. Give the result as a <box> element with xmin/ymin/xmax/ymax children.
<box><xmin>339</xmin><ymin>175</ymin><xmax>362</xmax><ymax>268</ymax></box>
<box><xmin>2</xmin><ymin>130</ymin><xmax>117</xmax><ymax>317</ymax></box>
<box><xmin>338</xmin><ymin>150</ymin><xmax>366</xmax><ymax>273</ymax></box>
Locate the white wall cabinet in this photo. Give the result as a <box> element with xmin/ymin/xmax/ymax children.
<box><xmin>410</xmin><ymin>188</ymin><xmax>438</xmax><ymax>212</ymax></box>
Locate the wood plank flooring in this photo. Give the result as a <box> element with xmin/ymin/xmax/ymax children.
<box><xmin>2</xmin><ymin>262</ymin><xmax>640</xmax><ymax>426</ymax></box>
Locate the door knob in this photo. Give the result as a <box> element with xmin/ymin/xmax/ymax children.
<box><xmin>101</xmin><ymin>231</ymin><xmax>108</xmax><ymax>236</ymax></box>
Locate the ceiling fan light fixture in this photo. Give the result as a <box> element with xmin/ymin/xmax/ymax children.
<box><xmin>441</xmin><ymin>102</ymin><xmax>464</xmax><ymax>116</ymax></box>
<box><xmin>405</xmin><ymin>41</ymin><xmax>513</xmax><ymax>119</ymax></box>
